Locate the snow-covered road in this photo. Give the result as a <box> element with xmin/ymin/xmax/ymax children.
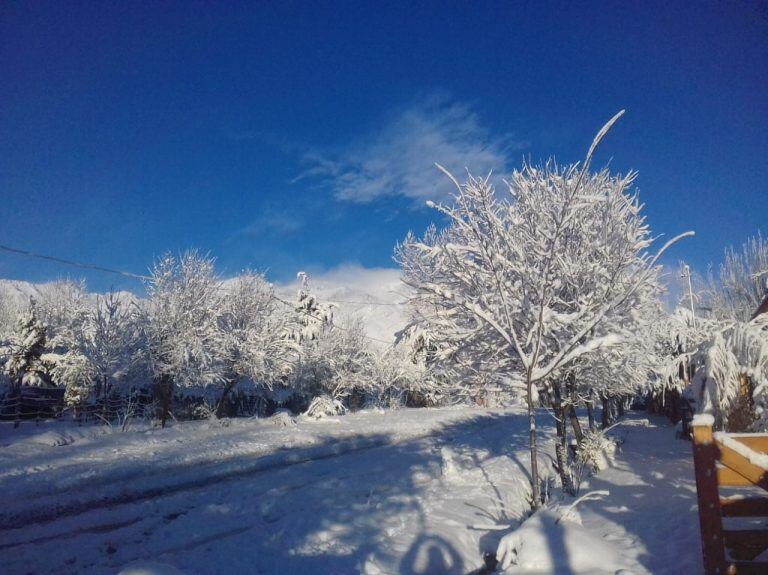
<box><xmin>0</xmin><ymin>409</ymin><xmax>702</xmax><ymax>574</ymax></box>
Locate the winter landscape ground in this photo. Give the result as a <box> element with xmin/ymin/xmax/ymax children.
<box><xmin>0</xmin><ymin>408</ymin><xmax>701</xmax><ymax>575</ymax></box>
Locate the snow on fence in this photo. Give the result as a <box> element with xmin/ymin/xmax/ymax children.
<box><xmin>692</xmin><ymin>416</ymin><xmax>768</xmax><ymax>574</ymax></box>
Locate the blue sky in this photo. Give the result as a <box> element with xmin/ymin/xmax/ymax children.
<box><xmin>1</xmin><ymin>1</ymin><xmax>766</xmax><ymax>292</ymax></box>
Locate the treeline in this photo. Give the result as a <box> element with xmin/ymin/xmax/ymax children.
<box><xmin>0</xmin><ymin>253</ymin><xmax>444</xmax><ymax>425</ymax></box>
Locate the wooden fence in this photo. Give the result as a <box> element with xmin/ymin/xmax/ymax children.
<box><xmin>692</xmin><ymin>417</ymin><xmax>768</xmax><ymax>574</ymax></box>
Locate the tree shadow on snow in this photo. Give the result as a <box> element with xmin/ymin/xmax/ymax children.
<box><xmin>2</xmin><ymin>410</ymin><xmax>549</xmax><ymax>575</ymax></box>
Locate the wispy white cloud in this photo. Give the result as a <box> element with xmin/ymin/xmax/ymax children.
<box><xmin>297</xmin><ymin>96</ymin><xmax>522</xmax><ymax>204</ymax></box>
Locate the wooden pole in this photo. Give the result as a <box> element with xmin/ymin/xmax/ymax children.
<box><xmin>692</xmin><ymin>418</ymin><xmax>727</xmax><ymax>574</ymax></box>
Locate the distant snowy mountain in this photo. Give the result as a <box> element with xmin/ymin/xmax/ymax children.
<box><xmin>275</xmin><ymin>265</ymin><xmax>409</xmax><ymax>344</ymax></box>
<box><xmin>1</xmin><ymin>266</ymin><xmax>411</xmax><ymax>344</ymax></box>
<box><xmin>0</xmin><ymin>279</ymin><xmax>46</xmax><ymax>303</ymax></box>
<box><xmin>0</xmin><ymin>279</ymin><xmax>138</xmax><ymax>303</ymax></box>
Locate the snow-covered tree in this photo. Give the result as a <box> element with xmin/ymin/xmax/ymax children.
<box><xmin>1</xmin><ymin>302</ymin><xmax>51</xmax><ymax>426</ymax></box>
<box><xmin>143</xmin><ymin>252</ymin><xmax>227</xmax><ymax>426</ymax></box>
<box><xmin>216</xmin><ymin>271</ymin><xmax>296</xmax><ymax>416</ymax></box>
<box><xmin>82</xmin><ymin>291</ymin><xmax>147</xmax><ymax>402</ymax></box>
<box><xmin>36</xmin><ymin>279</ymin><xmax>92</xmax><ymax>348</ymax></box>
<box><xmin>293</xmin><ymin>316</ymin><xmax>373</xmax><ymax>407</ymax></box>
<box><xmin>291</xmin><ymin>272</ymin><xmax>334</xmax><ymax>343</ymax></box>
<box><xmin>396</xmin><ymin>111</ymin><xmax>690</xmax><ymax>506</ymax></box>
<box><xmin>3</xmin><ymin>301</ymin><xmax>51</xmax><ymax>389</ymax></box>
<box><xmin>34</xmin><ymin>279</ymin><xmax>98</xmax><ymax>405</ymax></box>
<box><xmin>677</xmin><ymin>235</ymin><xmax>768</xmax><ymax>429</ymax></box>
<box><xmin>705</xmin><ymin>233</ymin><xmax>768</xmax><ymax>322</ymax></box>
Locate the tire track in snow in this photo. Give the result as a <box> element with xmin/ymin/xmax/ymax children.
<box><xmin>0</xmin><ymin>423</ymin><xmax>459</xmax><ymax>530</ymax></box>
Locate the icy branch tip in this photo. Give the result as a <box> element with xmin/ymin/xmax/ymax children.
<box><xmin>426</xmin><ymin>200</ymin><xmax>436</xmax><ymax>208</ymax></box>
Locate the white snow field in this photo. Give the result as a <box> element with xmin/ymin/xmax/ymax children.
<box><xmin>0</xmin><ymin>409</ymin><xmax>702</xmax><ymax>574</ymax></box>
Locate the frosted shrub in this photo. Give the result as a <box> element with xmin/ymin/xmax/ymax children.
<box><xmin>305</xmin><ymin>394</ymin><xmax>347</xmax><ymax>418</ymax></box>
<box><xmin>270</xmin><ymin>408</ymin><xmax>297</xmax><ymax>427</ymax></box>
<box><xmin>575</xmin><ymin>429</ymin><xmax>616</xmax><ymax>473</ymax></box>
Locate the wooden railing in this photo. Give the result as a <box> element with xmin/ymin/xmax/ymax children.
<box><xmin>692</xmin><ymin>416</ymin><xmax>768</xmax><ymax>574</ymax></box>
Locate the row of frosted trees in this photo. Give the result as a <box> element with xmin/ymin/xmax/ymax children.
<box><xmin>0</xmin><ymin>258</ymin><xmax>438</xmax><ymax>426</ymax></box>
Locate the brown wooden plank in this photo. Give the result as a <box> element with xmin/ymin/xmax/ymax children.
<box><xmin>723</xmin><ymin>529</ymin><xmax>768</xmax><ymax>561</ymax></box>
<box><xmin>715</xmin><ymin>438</ymin><xmax>768</xmax><ymax>490</ymax></box>
<box><xmin>721</xmin><ymin>497</ymin><xmax>768</xmax><ymax>517</ymax></box>
<box><xmin>719</xmin><ymin>466</ymin><xmax>754</xmax><ymax>487</ymax></box>
<box><xmin>693</xmin><ymin>423</ymin><xmax>728</xmax><ymax>573</ymax></box>
<box><xmin>730</xmin><ymin>435</ymin><xmax>768</xmax><ymax>453</ymax></box>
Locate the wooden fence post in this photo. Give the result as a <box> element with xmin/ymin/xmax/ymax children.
<box><xmin>692</xmin><ymin>416</ymin><xmax>727</xmax><ymax>574</ymax></box>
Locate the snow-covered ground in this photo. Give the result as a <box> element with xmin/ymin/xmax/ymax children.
<box><xmin>0</xmin><ymin>408</ymin><xmax>702</xmax><ymax>574</ymax></box>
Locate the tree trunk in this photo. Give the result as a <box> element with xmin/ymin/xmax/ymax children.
<box><xmin>568</xmin><ymin>405</ymin><xmax>584</xmax><ymax>446</ymax></box>
<box><xmin>216</xmin><ymin>380</ymin><xmax>237</xmax><ymax>418</ymax></box>
<box><xmin>586</xmin><ymin>400</ymin><xmax>595</xmax><ymax>431</ymax></box>
<box><xmin>101</xmin><ymin>375</ymin><xmax>109</xmax><ymax>421</ymax></box>
<box><xmin>551</xmin><ymin>382</ymin><xmax>574</xmax><ymax>494</ymax></box>
<box><xmin>601</xmin><ymin>393</ymin><xmax>612</xmax><ymax>429</ymax></box>
<box><xmin>617</xmin><ymin>396</ymin><xmax>625</xmax><ymax>417</ymax></box>
<box><xmin>527</xmin><ymin>373</ymin><xmax>541</xmax><ymax>508</ymax></box>
<box><xmin>157</xmin><ymin>376</ymin><xmax>172</xmax><ymax>428</ymax></box>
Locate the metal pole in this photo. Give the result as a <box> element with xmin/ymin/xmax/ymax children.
<box><xmin>682</xmin><ymin>265</ymin><xmax>696</xmax><ymax>329</ymax></box>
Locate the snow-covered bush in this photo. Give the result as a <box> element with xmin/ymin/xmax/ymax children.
<box><xmin>692</xmin><ymin>314</ymin><xmax>768</xmax><ymax>431</ymax></box>
<box><xmin>269</xmin><ymin>407</ymin><xmax>297</xmax><ymax>426</ymax></box>
<box><xmin>575</xmin><ymin>429</ymin><xmax>617</xmax><ymax>473</ymax></box>
<box><xmin>304</xmin><ymin>394</ymin><xmax>347</xmax><ymax>418</ymax></box>
<box><xmin>46</xmin><ymin>350</ymin><xmax>98</xmax><ymax>406</ymax></box>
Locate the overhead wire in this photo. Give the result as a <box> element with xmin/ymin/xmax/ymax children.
<box><xmin>0</xmin><ymin>242</ymin><xmax>398</xmax><ymax>345</ymax></box>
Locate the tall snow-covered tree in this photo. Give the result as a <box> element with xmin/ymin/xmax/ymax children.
<box><xmin>396</xmin><ymin>111</ymin><xmax>690</xmax><ymax>506</ymax></box>
<box><xmin>3</xmin><ymin>301</ymin><xmax>51</xmax><ymax>389</ymax></box>
<box><xmin>216</xmin><ymin>271</ymin><xmax>296</xmax><ymax>416</ymax></box>
<box><xmin>292</xmin><ymin>272</ymin><xmax>334</xmax><ymax>343</ymax></box>
<box><xmin>144</xmin><ymin>252</ymin><xmax>226</xmax><ymax>426</ymax></box>
<box><xmin>35</xmin><ymin>279</ymin><xmax>97</xmax><ymax>405</ymax></box>
<box><xmin>706</xmin><ymin>233</ymin><xmax>768</xmax><ymax>322</ymax></box>
<box><xmin>82</xmin><ymin>291</ymin><xmax>147</xmax><ymax>402</ymax></box>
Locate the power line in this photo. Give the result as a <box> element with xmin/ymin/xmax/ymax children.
<box><xmin>0</xmin><ymin>243</ymin><xmax>407</xmax><ymax>306</ymax></box>
<box><xmin>0</xmin><ymin>243</ymin><xmax>151</xmax><ymax>281</ymax></box>
<box><xmin>0</xmin><ymin>242</ymin><xmax>396</xmax><ymax>345</ymax></box>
